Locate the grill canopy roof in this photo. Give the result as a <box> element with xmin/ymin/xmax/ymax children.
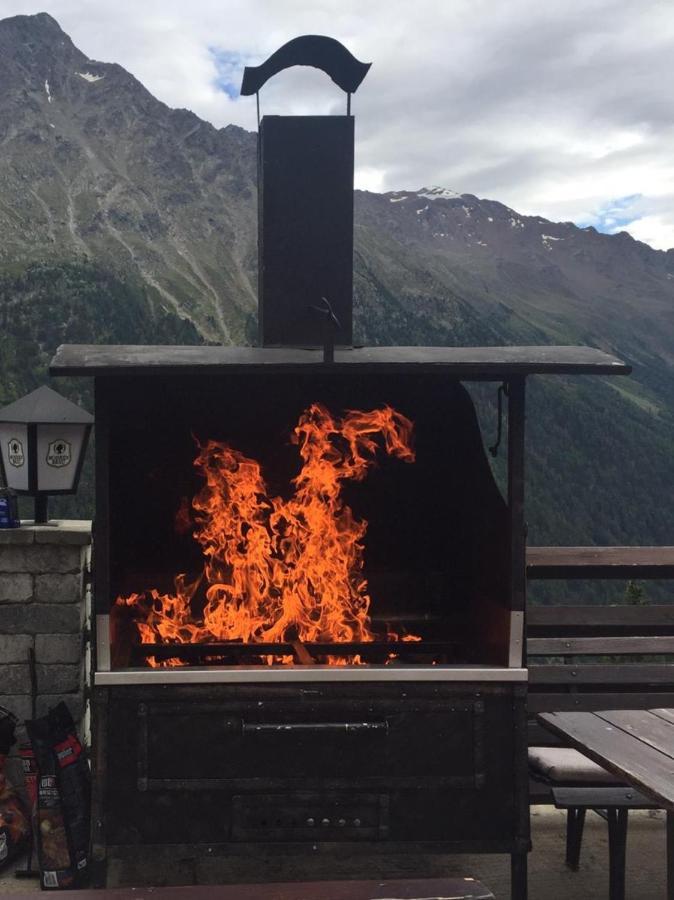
<box><xmin>49</xmin><ymin>344</ymin><xmax>630</xmax><ymax>378</ymax></box>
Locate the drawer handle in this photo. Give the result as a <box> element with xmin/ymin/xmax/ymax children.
<box><xmin>242</xmin><ymin>721</ymin><xmax>388</xmax><ymax>735</ymax></box>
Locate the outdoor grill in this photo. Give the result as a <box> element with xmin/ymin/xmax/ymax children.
<box><xmin>49</xmin><ymin>37</ymin><xmax>629</xmax><ymax>897</ymax></box>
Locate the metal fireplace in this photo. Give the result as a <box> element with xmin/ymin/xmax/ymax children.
<box><xmin>49</xmin><ymin>36</ymin><xmax>629</xmax><ymax>898</ymax></box>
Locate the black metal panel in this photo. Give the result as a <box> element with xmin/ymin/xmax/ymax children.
<box><xmin>103</xmin><ymin>682</ymin><xmax>520</xmax><ymax>849</ymax></box>
<box><xmin>138</xmin><ymin>698</ymin><xmax>481</xmax><ymax>785</ymax></box>
<box><xmin>507</xmin><ymin>378</ymin><xmax>526</xmax><ymax>616</ymax></box>
<box><xmin>258</xmin><ymin>116</ymin><xmax>354</xmax><ymax>347</ymax></box>
<box><xmin>93</xmin><ymin>379</ymin><xmax>111</xmax><ymax>619</ymax></box>
<box><xmin>230</xmin><ymin>793</ymin><xmax>388</xmax><ymax>841</ymax></box>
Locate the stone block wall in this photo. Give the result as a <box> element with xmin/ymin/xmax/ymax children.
<box><xmin>0</xmin><ymin>521</ymin><xmax>91</xmax><ymax>736</ymax></box>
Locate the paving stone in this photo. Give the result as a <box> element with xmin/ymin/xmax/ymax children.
<box><xmin>0</xmin><ymin>572</ymin><xmax>33</xmax><ymax>603</ymax></box>
<box><xmin>0</xmin><ymin>603</ymin><xmax>82</xmax><ymax>635</ymax></box>
<box><xmin>0</xmin><ymin>693</ymin><xmax>32</xmax><ymax>722</ymax></box>
<box><xmin>34</xmin><ymin>521</ymin><xmax>92</xmax><ymax>545</ymax></box>
<box><xmin>0</xmin><ymin>634</ymin><xmax>33</xmax><ymax>663</ymax></box>
<box><xmin>1</xmin><ymin>664</ymin><xmax>31</xmax><ymax>693</ymax></box>
<box><xmin>36</xmin><ymin>663</ymin><xmax>81</xmax><ymax>694</ymax></box>
<box><xmin>36</xmin><ymin>692</ymin><xmax>84</xmax><ymax>722</ymax></box>
<box><xmin>0</xmin><ymin>528</ymin><xmax>35</xmax><ymax>545</ymax></box>
<box><xmin>35</xmin><ymin>571</ymin><xmax>82</xmax><ymax>604</ymax></box>
<box><xmin>0</xmin><ymin>544</ymin><xmax>82</xmax><ymax>574</ymax></box>
<box><xmin>35</xmin><ymin>633</ymin><xmax>82</xmax><ymax>664</ymax></box>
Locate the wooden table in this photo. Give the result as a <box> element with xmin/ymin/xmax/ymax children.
<box><xmin>539</xmin><ymin>708</ymin><xmax>674</xmax><ymax>898</ymax></box>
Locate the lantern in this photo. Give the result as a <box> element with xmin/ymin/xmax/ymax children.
<box><xmin>0</xmin><ymin>386</ymin><xmax>93</xmax><ymax>524</ymax></box>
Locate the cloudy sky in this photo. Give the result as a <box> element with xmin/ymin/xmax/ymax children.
<box><xmin>5</xmin><ymin>0</ymin><xmax>674</xmax><ymax>250</ymax></box>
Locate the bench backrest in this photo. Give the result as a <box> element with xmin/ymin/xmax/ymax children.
<box><xmin>525</xmin><ymin>547</ymin><xmax>674</xmax><ymax>746</ymax></box>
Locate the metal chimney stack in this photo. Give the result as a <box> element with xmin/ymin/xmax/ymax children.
<box><xmin>241</xmin><ymin>36</ymin><xmax>371</xmax><ymax>348</ymax></box>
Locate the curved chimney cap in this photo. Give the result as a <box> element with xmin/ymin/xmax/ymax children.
<box><xmin>240</xmin><ymin>35</ymin><xmax>371</xmax><ymax>96</ymax></box>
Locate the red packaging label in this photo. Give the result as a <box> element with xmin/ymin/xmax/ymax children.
<box><xmin>53</xmin><ymin>735</ymin><xmax>82</xmax><ymax>768</ymax></box>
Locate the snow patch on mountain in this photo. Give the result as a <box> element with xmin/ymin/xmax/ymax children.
<box><xmin>77</xmin><ymin>71</ymin><xmax>104</xmax><ymax>83</ymax></box>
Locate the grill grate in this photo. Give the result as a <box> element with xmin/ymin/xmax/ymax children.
<box><xmin>131</xmin><ymin>640</ymin><xmax>460</xmax><ymax>666</ymax></box>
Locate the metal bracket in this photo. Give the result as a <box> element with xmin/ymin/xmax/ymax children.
<box><xmin>310</xmin><ymin>296</ymin><xmax>341</xmax><ymax>363</ymax></box>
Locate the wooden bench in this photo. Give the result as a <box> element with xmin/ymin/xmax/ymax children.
<box><xmin>12</xmin><ymin>877</ymin><xmax>495</xmax><ymax>899</ymax></box>
<box><xmin>526</xmin><ymin>546</ymin><xmax>674</xmax><ymax>752</ymax></box>
<box><xmin>525</xmin><ymin>546</ymin><xmax>674</xmax><ymax>889</ymax></box>
<box><xmin>527</xmin><ymin>602</ymin><xmax>674</xmax><ymax>757</ymax></box>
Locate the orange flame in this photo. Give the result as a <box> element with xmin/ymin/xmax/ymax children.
<box><xmin>117</xmin><ymin>403</ymin><xmax>415</xmax><ymax>664</ymax></box>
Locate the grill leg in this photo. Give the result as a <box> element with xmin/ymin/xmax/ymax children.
<box><xmin>606</xmin><ymin>808</ymin><xmax>627</xmax><ymax>900</ymax></box>
<box><xmin>667</xmin><ymin>810</ymin><xmax>674</xmax><ymax>900</ymax></box>
<box><xmin>565</xmin><ymin>807</ymin><xmax>586</xmax><ymax>870</ymax></box>
<box><xmin>511</xmin><ymin>851</ymin><xmax>528</xmax><ymax>900</ymax></box>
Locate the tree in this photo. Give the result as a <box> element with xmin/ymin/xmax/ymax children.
<box><xmin>624</xmin><ymin>580</ymin><xmax>647</xmax><ymax>606</ymax></box>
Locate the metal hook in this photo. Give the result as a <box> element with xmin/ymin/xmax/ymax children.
<box><xmin>488</xmin><ymin>383</ymin><xmax>509</xmax><ymax>457</ymax></box>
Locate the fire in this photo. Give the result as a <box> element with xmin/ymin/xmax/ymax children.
<box><xmin>116</xmin><ymin>403</ymin><xmax>415</xmax><ymax>665</ymax></box>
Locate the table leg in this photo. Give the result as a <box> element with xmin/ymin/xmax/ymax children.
<box><xmin>511</xmin><ymin>852</ymin><xmax>528</xmax><ymax>900</ymax></box>
<box><xmin>667</xmin><ymin>809</ymin><xmax>674</xmax><ymax>900</ymax></box>
<box><xmin>607</xmin><ymin>809</ymin><xmax>627</xmax><ymax>900</ymax></box>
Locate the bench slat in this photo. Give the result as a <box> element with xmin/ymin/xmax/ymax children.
<box><xmin>530</xmin><ymin>664</ymin><xmax>674</xmax><ymax>685</ymax></box>
<box><xmin>527</xmin><ymin>604</ymin><xmax>674</xmax><ymax>634</ymax></box>
<box><xmin>527</xmin><ymin>546</ymin><xmax>674</xmax><ymax>579</ymax></box>
<box><xmin>651</xmin><ymin>709</ymin><xmax>674</xmax><ymax>725</ymax></box>
<box><xmin>0</xmin><ymin>880</ymin><xmax>496</xmax><ymax>900</ymax></box>
<box><xmin>528</xmin><ymin>692</ymin><xmax>674</xmax><ymax>714</ymax></box>
<box><xmin>552</xmin><ymin>786</ymin><xmax>657</xmax><ymax>809</ymax></box>
<box><xmin>528</xmin><ymin>635</ymin><xmax>674</xmax><ymax>655</ymax></box>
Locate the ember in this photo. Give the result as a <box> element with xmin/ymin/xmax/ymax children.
<box><xmin>117</xmin><ymin>403</ymin><xmax>415</xmax><ymax>664</ymax></box>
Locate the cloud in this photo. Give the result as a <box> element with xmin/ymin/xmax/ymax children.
<box><xmin>3</xmin><ymin>0</ymin><xmax>674</xmax><ymax>249</ymax></box>
<box><xmin>625</xmin><ymin>215</ymin><xmax>674</xmax><ymax>251</ymax></box>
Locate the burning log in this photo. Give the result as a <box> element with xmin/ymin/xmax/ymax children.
<box><xmin>290</xmin><ymin>639</ymin><xmax>316</xmax><ymax>666</ymax></box>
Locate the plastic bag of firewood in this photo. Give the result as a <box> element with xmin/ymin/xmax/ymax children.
<box><xmin>0</xmin><ymin>707</ymin><xmax>30</xmax><ymax>870</ymax></box>
<box><xmin>26</xmin><ymin>702</ymin><xmax>90</xmax><ymax>890</ymax></box>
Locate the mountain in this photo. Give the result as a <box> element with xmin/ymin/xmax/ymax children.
<box><xmin>1</xmin><ymin>12</ymin><xmax>673</xmax><ymax>593</ymax></box>
<box><xmin>0</xmin><ymin>11</ymin><xmax>257</xmax><ymax>345</ymax></box>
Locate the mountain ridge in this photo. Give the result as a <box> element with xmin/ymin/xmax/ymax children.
<box><xmin>1</xmin><ymin>12</ymin><xmax>673</xmax><ymax>563</ymax></box>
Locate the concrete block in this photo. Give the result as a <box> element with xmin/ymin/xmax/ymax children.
<box><xmin>35</xmin><ymin>633</ymin><xmax>82</xmax><ymax>664</ymax></box>
<box><xmin>0</xmin><ymin>603</ymin><xmax>82</xmax><ymax>635</ymax></box>
<box><xmin>0</xmin><ymin>634</ymin><xmax>33</xmax><ymax>664</ymax></box>
<box><xmin>0</xmin><ymin>693</ymin><xmax>32</xmax><ymax>722</ymax></box>
<box><xmin>36</xmin><ymin>692</ymin><xmax>84</xmax><ymax>722</ymax></box>
<box><xmin>0</xmin><ymin>528</ymin><xmax>35</xmax><ymax>545</ymax></box>
<box><xmin>1</xmin><ymin>664</ymin><xmax>31</xmax><ymax>694</ymax></box>
<box><xmin>35</xmin><ymin>572</ymin><xmax>82</xmax><ymax>604</ymax></box>
<box><xmin>34</xmin><ymin>522</ymin><xmax>92</xmax><ymax>545</ymax></box>
<box><xmin>0</xmin><ymin>544</ymin><xmax>82</xmax><ymax>574</ymax></box>
<box><xmin>0</xmin><ymin>572</ymin><xmax>33</xmax><ymax>603</ymax></box>
<box><xmin>36</xmin><ymin>664</ymin><xmax>81</xmax><ymax>694</ymax></box>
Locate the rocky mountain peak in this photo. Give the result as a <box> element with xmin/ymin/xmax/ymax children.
<box><xmin>0</xmin><ymin>12</ymin><xmax>86</xmax><ymax>89</ymax></box>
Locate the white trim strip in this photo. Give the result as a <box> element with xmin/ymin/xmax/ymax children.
<box><xmin>95</xmin><ymin>665</ymin><xmax>528</xmax><ymax>685</ymax></box>
<box><xmin>509</xmin><ymin>611</ymin><xmax>525</xmax><ymax>668</ymax></box>
<box><xmin>96</xmin><ymin>615</ymin><xmax>111</xmax><ymax>671</ymax></box>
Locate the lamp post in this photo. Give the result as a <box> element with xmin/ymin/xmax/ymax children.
<box><xmin>0</xmin><ymin>386</ymin><xmax>93</xmax><ymax>524</ymax></box>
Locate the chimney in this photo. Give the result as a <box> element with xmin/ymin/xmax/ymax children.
<box><xmin>241</xmin><ymin>36</ymin><xmax>370</xmax><ymax>348</ymax></box>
